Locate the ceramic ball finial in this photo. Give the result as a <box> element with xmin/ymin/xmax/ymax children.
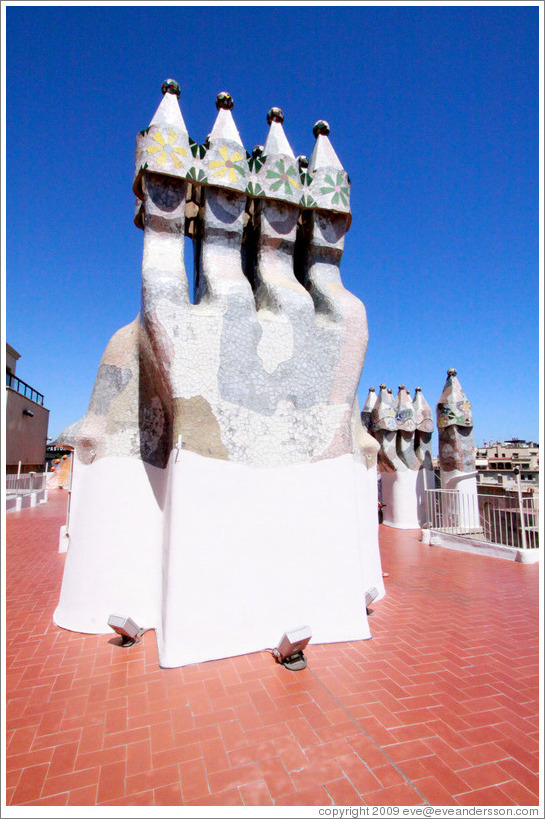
<box><xmin>313</xmin><ymin>120</ymin><xmax>330</xmax><ymax>138</ymax></box>
<box><xmin>162</xmin><ymin>79</ymin><xmax>181</xmax><ymax>97</ymax></box>
<box><xmin>216</xmin><ymin>91</ymin><xmax>234</xmax><ymax>110</ymax></box>
<box><xmin>267</xmin><ymin>107</ymin><xmax>284</xmax><ymax>125</ymax></box>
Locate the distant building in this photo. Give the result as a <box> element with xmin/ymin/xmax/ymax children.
<box><xmin>475</xmin><ymin>439</ymin><xmax>539</xmax><ymax>495</ymax></box>
<box><xmin>5</xmin><ymin>343</ymin><xmax>49</xmax><ymax>474</ymax></box>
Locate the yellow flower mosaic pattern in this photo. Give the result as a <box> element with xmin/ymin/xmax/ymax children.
<box><xmin>146</xmin><ymin>129</ymin><xmax>187</xmax><ymax>168</ymax></box>
<box><xmin>209</xmin><ymin>145</ymin><xmax>246</xmax><ymax>182</ymax></box>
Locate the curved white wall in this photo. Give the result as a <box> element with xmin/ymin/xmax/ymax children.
<box><xmin>55</xmin><ymin>451</ymin><xmax>384</xmax><ymax>667</ymax></box>
<box><xmin>380</xmin><ymin>470</ymin><xmax>420</xmax><ymax>529</ymax></box>
<box><xmin>440</xmin><ymin>469</ymin><xmax>480</xmax><ymax>530</ymax></box>
<box><xmin>54</xmin><ymin>456</ymin><xmax>165</xmax><ymax>634</ymax></box>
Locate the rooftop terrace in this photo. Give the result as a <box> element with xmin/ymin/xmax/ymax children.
<box><xmin>4</xmin><ymin>490</ymin><xmax>541</xmax><ymax>809</ymax></box>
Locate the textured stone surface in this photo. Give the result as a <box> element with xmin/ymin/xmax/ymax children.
<box><xmin>437</xmin><ymin>369</ymin><xmax>475</xmax><ymax>473</ymax></box>
<box><xmin>369</xmin><ymin>385</ymin><xmax>434</xmax><ymax>476</ymax></box>
<box><xmin>62</xmin><ymin>86</ymin><xmax>372</xmax><ymax>470</ymax></box>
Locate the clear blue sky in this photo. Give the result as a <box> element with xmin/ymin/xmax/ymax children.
<box><xmin>4</xmin><ymin>2</ymin><xmax>541</xmax><ymax>451</ymax></box>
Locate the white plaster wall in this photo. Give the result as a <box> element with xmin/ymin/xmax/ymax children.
<box><xmin>440</xmin><ymin>469</ymin><xmax>480</xmax><ymax>529</ymax></box>
<box><xmin>54</xmin><ymin>451</ymin><xmax>383</xmax><ymax>668</ymax></box>
<box><xmin>381</xmin><ymin>470</ymin><xmax>421</xmax><ymax>529</ymax></box>
<box><xmin>54</xmin><ymin>456</ymin><xmax>165</xmax><ymax>633</ymax></box>
<box><xmin>353</xmin><ymin>460</ymin><xmax>385</xmax><ymax>600</ymax></box>
<box><xmin>158</xmin><ymin>450</ymin><xmax>381</xmax><ymax>667</ymax></box>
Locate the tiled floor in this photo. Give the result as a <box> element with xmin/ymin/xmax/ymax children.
<box><xmin>4</xmin><ymin>489</ymin><xmax>541</xmax><ymax>807</ymax></box>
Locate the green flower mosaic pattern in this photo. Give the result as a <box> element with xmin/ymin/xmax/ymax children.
<box><xmin>187</xmin><ymin>167</ymin><xmax>207</xmax><ymax>183</ymax></box>
<box><xmin>245</xmin><ymin>181</ymin><xmax>264</xmax><ymax>197</ymax></box>
<box><xmin>248</xmin><ymin>154</ymin><xmax>266</xmax><ymax>173</ymax></box>
<box><xmin>266</xmin><ymin>159</ymin><xmax>299</xmax><ymax>195</ymax></box>
<box><xmin>320</xmin><ymin>172</ymin><xmax>349</xmax><ymax>207</ymax></box>
<box><xmin>189</xmin><ymin>138</ymin><xmax>207</xmax><ymax>160</ymax></box>
<box><xmin>299</xmin><ymin>193</ymin><xmax>318</xmax><ymax>208</ymax></box>
<box><xmin>134</xmin><ymin>125</ymin><xmax>351</xmax><ymax>216</ymax></box>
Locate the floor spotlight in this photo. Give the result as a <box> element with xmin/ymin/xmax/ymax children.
<box><xmin>273</xmin><ymin>626</ymin><xmax>312</xmax><ymax>671</ymax></box>
<box><xmin>108</xmin><ymin>615</ymin><xmax>145</xmax><ymax>647</ymax></box>
<box><xmin>365</xmin><ymin>586</ymin><xmax>379</xmax><ymax>613</ymax></box>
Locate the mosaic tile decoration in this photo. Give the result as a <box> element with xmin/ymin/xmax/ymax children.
<box><xmin>412</xmin><ymin>387</ymin><xmax>434</xmax><ymax>433</ymax></box>
<box><xmin>395</xmin><ymin>386</ymin><xmax>416</xmax><ymax>432</ymax></box>
<box><xmin>133</xmin><ymin>87</ymin><xmax>351</xmax><ymax>229</ymax></box>
<box><xmin>60</xmin><ymin>80</ymin><xmax>372</xmax><ymax>471</ymax></box>
<box><xmin>367</xmin><ymin>385</ymin><xmax>435</xmax><ymax>474</ymax></box>
<box><xmin>436</xmin><ymin>368</ymin><xmax>473</xmax><ymax>429</ymax></box>
<box><xmin>436</xmin><ymin>369</ymin><xmax>475</xmax><ymax>473</ymax></box>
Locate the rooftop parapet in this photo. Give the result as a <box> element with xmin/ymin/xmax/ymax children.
<box><xmin>133</xmin><ymin>82</ymin><xmax>351</xmax><ymax>232</ymax></box>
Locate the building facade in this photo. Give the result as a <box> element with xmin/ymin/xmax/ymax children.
<box><xmin>6</xmin><ymin>343</ymin><xmax>49</xmax><ymax>474</ymax></box>
<box><xmin>475</xmin><ymin>439</ymin><xmax>539</xmax><ymax>494</ymax></box>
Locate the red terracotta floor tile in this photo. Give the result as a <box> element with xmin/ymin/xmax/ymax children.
<box><xmin>66</xmin><ymin>784</ymin><xmax>99</xmax><ymax>805</ymax></box>
<box><xmin>207</xmin><ymin>762</ymin><xmax>260</xmax><ymax>795</ymax></box>
<box><xmin>363</xmin><ymin>782</ymin><xmax>426</xmax><ymax>806</ymax></box>
<box><xmin>412</xmin><ymin>775</ymin><xmax>460</xmax><ymax>805</ymax></box>
<box><xmin>456</xmin><ymin>785</ymin><xmax>517</xmax><ymax>806</ymax></box>
<box><xmin>498</xmin><ymin>778</ymin><xmax>540</xmax><ymax>806</ymax></box>
<box><xmin>10</xmin><ymin>763</ymin><xmax>50</xmax><ymax>804</ymax></box>
<box><xmin>100</xmin><ymin>789</ymin><xmax>156</xmax><ymax>806</ymax></box>
<box><xmin>239</xmin><ymin>777</ymin><xmax>275</xmax><ymax>805</ymax></box>
<box><xmin>324</xmin><ymin>775</ymin><xmax>363</xmax><ymax>805</ymax></box>
<box><xmin>259</xmin><ymin>756</ymin><xmax>294</xmax><ymax>798</ymax></box>
<box><xmin>187</xmin><ymin>787</ymin><xmax>244</xmax><ymax>806</ymax></box>
<box><xmin>126</xmin><ymin>764</ymin><xmax>180</xmax><ymax>797</ymax></box>
<box><xmin>6</xmin><ymin>494</ymin><xmax>540</xmax><ymax>807</ymax></box>
<box><xmin>154</xmin><ymin>782</ymin><xmax>183</xmax><ymax>805</ymax></box>
<box><xmin>96</xmin><ymin>759</ymin><xmax>126</xmax><ymax>803</ymax></box>
<box><xmin>275</xmin><ymin>784</ymin><xmax>332</xmax><ymax>806</ymax></box>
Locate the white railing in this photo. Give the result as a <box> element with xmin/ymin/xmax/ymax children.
<box><xmin>6</xmin><ymin>472</ymin><xmax>48</xmax><ymax>496</ymax></box>
<box><xmin>426</xmin><ymin>488</ymin><xmax>539</xmax><ymax>550</ymax></box>
<box><xmin>426</xmin><ymin>488</ymin><xmax>482</xmax><ymax>535</ymax></box>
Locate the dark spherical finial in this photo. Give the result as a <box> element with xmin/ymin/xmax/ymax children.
<box><xmin>313</xmin><ymin>120</ymin><xmax>330</xmax><ymax>138</ymax></box>
<box><xmin>297</xmin><ymin>155</ymin><xmax>309</xmax><ymax>170</ymax></box>
<box><xmin>380</xmin><ymin>383</ymin><xmax>386</xmax><ymax>390</ymax></box>
<box><xmin>252</xmin><ymin>145</ymin><xmax>264</xmax><ymax>159</ymax></box>
<box><xmin>162</xmin><ymin>79</ymin><xmax>181</xmax><ymax>97</ymax></box>
<box><xmin>387</xmin><ymin>388</ymin><xmax>393</xmax><ymax>394</ymax></box>
<box><xmin>447</xmin><ymin>368</ymin><xmax>457</xmax><ymax>377</ymax></box>
<box><xmin>415</xmin><ymin>386</ymin><xmax>422</xmax><ymax>392</ymax></box>
<box><xmin>398</xmin><ymin>384</ymin><xmax>405</xmax><ymax>391</ymax></box>
<box><xmin>216</xmin><ymin>91</ymin><xmax>234</xmax><ymax>110</ymax></box>
<box><xmin>267</xmin><ymin>107</ymin><xmax>284</xmax><ymax>125</ymax></box>
<box><xmin>369</xmin><ymin>387</ymin><xmax>375</xmax><ymax>392</ymax></box>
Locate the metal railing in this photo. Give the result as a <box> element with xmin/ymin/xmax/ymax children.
<box><xmin>6</xmin><ymin>473</ymin><xmax>48</xmax><ymax>496</ymax></box>
<box><xmin>426</xmin><ymin>487</ymin><xmax>539</xmax><ymax>550</ymax></box>
<box><xmin>6</xmin><ymin>373</ymin><xmax>44</xmax><ymax>405</ymax></box>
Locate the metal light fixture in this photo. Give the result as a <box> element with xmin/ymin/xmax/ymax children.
<box><xmin>107</xmin><ymin>615</ymin><xmax>145</xmax><ymax>647</ymax></box>
<box><xmin>273</xmin><ymin>625</ymin><xmax>312</xmax><ymax>671</ymax></box>
<box><xmin>22</xmin><ymin>408</ymin><xmax>34</xmax><ymax>417</ymax></box>
<box><xmin>365</xmin><ymin>586</ymin><xmax>379</xmax><ymax>613</ymax></box>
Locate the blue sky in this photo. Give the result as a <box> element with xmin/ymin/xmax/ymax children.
<box><xmin>4</xmin><ymin>2</ymin><xmax>541</xmax><ymax>451</ymax></box>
